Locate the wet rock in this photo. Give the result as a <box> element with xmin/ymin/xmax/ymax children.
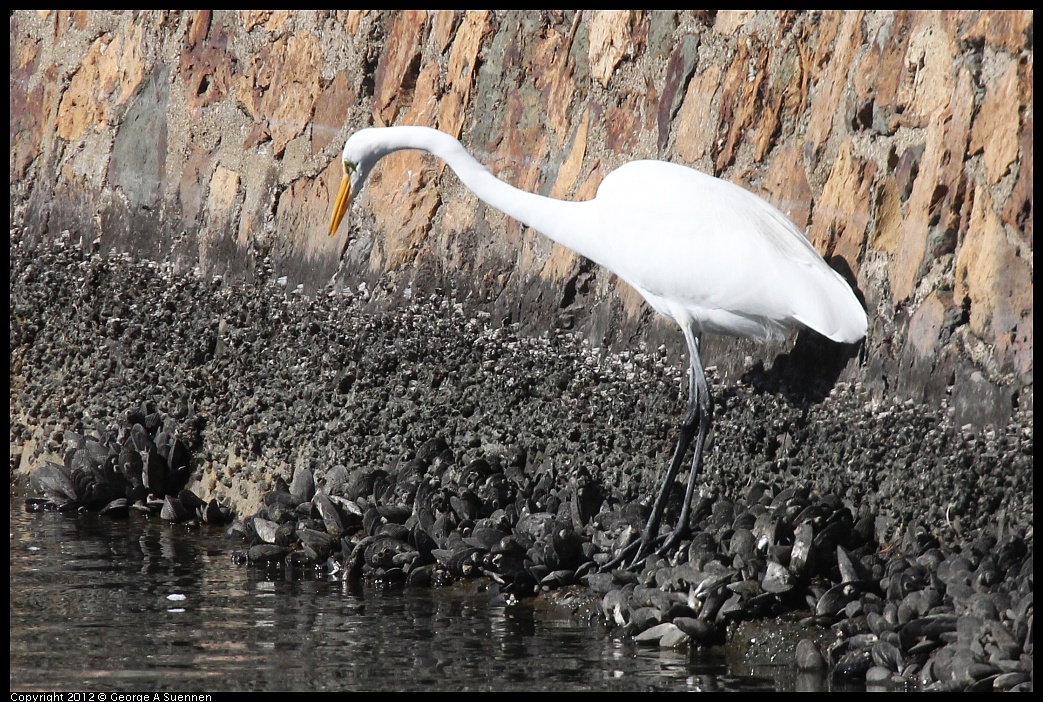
<box><xmin>290</xmin><ymin>466</ymin><xmax>315</xmax><ymax>504</ymax></box>
<box><xmin>253</xmin><ymin>517</ymin><xmax>280</xmax><ymax>544</ymax></box>
<box><xmin>160</xmin><ymin>496</ymin><xmax>190</xmax><ymax>522</ymax></box>
<box><xmin>795</xmin><ymin>638</ymin><xmax>827</xmax><ymax>671</ymax></box>
<box><xmin>99</xmin><ymin>497</ymin><xmax>130</xmax><ymax>518</ymax></box>
<box><xmin>203</xmin><ymin>499</ymin><xmax>234</xmax><ymax>525</ymax></box>
<box><xmin>247</xmin><ymin>544</ymin><xmax>291</xmax><ymax>564</ymax></box>
<box><xmin>634</xmin><ymin>622</ymin><xmax>688</xmax><ymax>647</ymax></box>
<box><xmin>672</xmin><ymin>617</ymin><xmax>721</xmax><ymax>646</ymax></box>
<box><xmin>297</xmin><ymin>526</ymin><xmax>338</xmax><ymax>561</ymax></box>
<box><xmin>10</xmin><ymin>232</ymin><xmax>1033</xmax><ymax>690</ymax></box>
<box><xmin>831</xmin><ymin>648</ymin><xmax>875</xmax><ymax>685</ymax></box>
<box><xmin>761</xmin><ymin>560</ymin><xmax>796</xmax><ymax>594</ymax></box>
<box><xmin>23</xmin><ymin>403</ymin><xmax>233</xmax><ymax>525</ymax></box>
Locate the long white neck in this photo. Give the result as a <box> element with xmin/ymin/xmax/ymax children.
<box><xmin>359</xmin><ymin>126</ymin><xmax>596</xmax><ymax>257</ymax></box>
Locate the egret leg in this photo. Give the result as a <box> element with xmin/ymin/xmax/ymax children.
<box><xmin>600</xmin><ymin>327</ymin><xmax>709</xmax><ymax>571</ymax></box>
<box><xmin>655</xmin><ymin>330</ymin><xmax>712</xmax><ymax>558</ymax></box>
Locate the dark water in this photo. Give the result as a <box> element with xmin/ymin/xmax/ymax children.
<box><xmin>10</xmin><ymin>505</ymin><xmax>790</xmax><ymax>692</ymax></box>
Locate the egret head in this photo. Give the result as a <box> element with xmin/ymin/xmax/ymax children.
<box><xmin>328</xmin><ymin>130</ymin><xmax>380</xmax><ymax>237</ymax></box>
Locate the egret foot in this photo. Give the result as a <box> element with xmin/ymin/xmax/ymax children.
<box><xmin>597</xmin><ymin>526</ymin><xmax>683</xmax><ymax>573</ymax></box>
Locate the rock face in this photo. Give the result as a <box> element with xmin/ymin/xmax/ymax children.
<box><xmin>8</xmin><ymin>11</ymin><xmax>1033</xmax><ymax>424</ymax></box>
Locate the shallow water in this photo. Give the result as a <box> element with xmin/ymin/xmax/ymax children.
<box><xmin>10</xmin><ymin>504</ymin><xmax>794</xmax><ymax>692</ymax></box>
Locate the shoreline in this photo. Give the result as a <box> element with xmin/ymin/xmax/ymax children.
<box><xmin>10</xmin><ymin>231</ymin><xmax>1033</xmax><ymax>690</ymax></box>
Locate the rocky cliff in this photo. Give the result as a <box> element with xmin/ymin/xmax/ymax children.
<box><xmin>9</xmin><ymin>10</ymin><xmax>1033</xmax><ymax>427</ymax></box>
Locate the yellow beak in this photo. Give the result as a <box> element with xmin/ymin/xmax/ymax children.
<box><xmin>329</xmin><ymin>174</ymin><xmax>352</xmax><ymax>237</ymax></box>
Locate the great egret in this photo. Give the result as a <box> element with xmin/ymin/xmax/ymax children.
<box><xmin>329</xmin><ymin>125</ymin><xmax>867</xmax><ymax>568</ymax></box>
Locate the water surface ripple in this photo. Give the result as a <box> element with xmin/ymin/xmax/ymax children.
<box><xmin>11</xmin><ymin>507</ymin><xmax>782</xmax><ymax>692</ymax></box>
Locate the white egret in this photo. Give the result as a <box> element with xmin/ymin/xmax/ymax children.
<box><xmin>329</xmin><ymin>125</ymin><xmax>867</xmax><ymax>568</ymax></box>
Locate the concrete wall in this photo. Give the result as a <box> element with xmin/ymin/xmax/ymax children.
<box><xmin>9</xmin><ymin>10</ymin><xmax>1033</xmax><ymax>427</ymax></box>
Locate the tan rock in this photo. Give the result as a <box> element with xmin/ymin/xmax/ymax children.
<box><xmin>870</xmin><ymin>177</ymin><xmax>902</xmax><ymax>255</ymax></box>
<box><xmin>907</xmin><ymin>292</ymin><xmax>948</xmax><ymax>360</ymax></box>
<box><xmin>1003</xmin><ymin>113</ymin><xmax>1032</xmax><ymax>246</ymax></box>
<box><xmin>589</xmin><ymin>10</ymin><xmax>638</xmax><ymax>88</ymax></box>
<box><xmin>531</xmin><ymin>24</ymin><xmax>578</xmax><ymax>145</ymax></box>
<box><xmin>178</xmin><ymin>142</ymin><xmax>213</xmax><ymax>224</ymax></box>
<box><xmin>672</xmin><ymin>63</ymin><xmax>721</xmax><ymax>167</ymax></box>
<box><xmin>372</xmin><ymin>11</ymin><xmax>428</xmax><ymax>126</ymax></box>
<box><xmin>763</xmin><ymin>143</ymin><xmax>813</xmax><ymax>231</ymax></box>
<box><xmin>275</xmin><ymin>165</ymin><xmax>344</xmax><ymax>261</ymax></box>
<box><xmin>889</xmin><ymin>68</ymin><xmax>975</xmax><ymax>302</ymax></box>
<box><xmin>604</xmin><ymin>93</ymin><xmax>643</xmax><ymax>156</ymax></box>
<box><xmin>205</xmin><ymin>165</ymin><xmax>240</xmax><ymax>227</ymax></box>
<box><xmin>180</xmin><ymin>11</ymin><xmax>233</xmax><ymax>113</ymax></box>
<box><xmin>961</xmin><ymin>9</ymin><xmax>1033</xmax><ymax>53</ymax></box>
<box><xmin>805</xmin><ymin>12</ymin><xmax>862</xmax><ymax>155</ymax></box>
<box><xmin>364</xmin><ymin>149</ymin><xmax>441</xmax><ymax>271</ymax></box>
<box><xmin>956</xmin><ymin>187</ymin><xmax>1032</xmax><ymax>374</ymax></box>
<box><xmin>549</xmin><ymin>110</ymin><xmax>589</xmax><ymax>201</ymax></box>
<box><xmin>312</xmin><ymin>72</ymin><xmax>356</xmax><ymax>156</ymax></box>
<box><xmin>7</xmin><ymin>10</ymin><xmax>1036</xmax><ymax>414</ymax></box>
<box><xmin>431</xmin><ymin>10</ymin><xmax>458</xmax><ymax>53</ymax></box>
<box><xmin>56</xmin><ymin>38</ymin><xmax>109</xmax><ymax>141</ymax></box>
<box><xmin>10</xmin><ymin>44</ymin><xmax>53</xmax><ymax>180</ymax></box>
<box><xmin>714</xmin><ymin>39</ymin><xmax>766</xmax><ymax>172</ymax></box>
<box><xmin>714</xmin><ymin>10</ymin><xmax>759</xmax><ymax>36</ymax></box>
<box><xmin>438</xmin><ymin>11</ymin><xmax>492</xmax><ymax>138</ymax></box>
<box><xmin>808</xmin><ymin>140</ymin><xmax>873</xmax><ymax>276</ymax></box>
<box><xmin>857</xmin><ymin>11</ymin><xmax>913</xmax><ymax>134</ymax></box>
<box><xmin>338</xmin><ymin>11</ymin><xmax>366</xmax><ymax>36</ymax></box>
<box><xmin>238</xmin><ymin>30</ymin><xmax>323</xmax><ymax>156</ymax></box>
<box><xmin>969</xmin><ymin>57</ymin><xmax>1024</xmax><ymax>184</ymax></box>
<box><xmin>894</xmin><ymin>11</ymin><xmax>956</xmax><ymax>128</ymax></box>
